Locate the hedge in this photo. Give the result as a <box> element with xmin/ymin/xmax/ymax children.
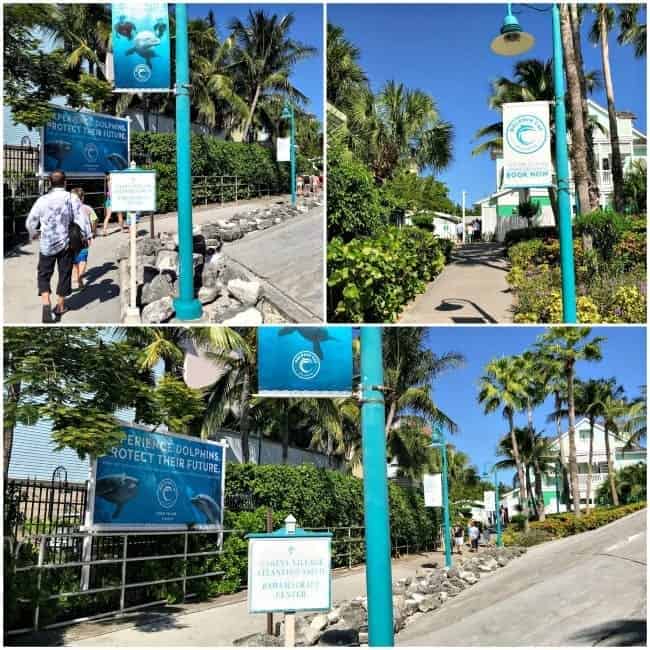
<box><xmin>130</xmin><ymin>132</ymin><xmax>289</xmax><ymax>213</ymax></box>
<box><xmin>327</xmin><ymin>226</ymin><xmax>447</xmax><ymax>322</ymax></box>
<box><xmin>502</xmin><ymin>502</ymin><xmax>646</xmax><ymax>547</ymax></box>
<box><xmin>504</xmin><ymin>226</ymin><xmax>558</xmax><ymax>248</ymax></box>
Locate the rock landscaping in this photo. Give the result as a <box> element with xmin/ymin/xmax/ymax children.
<box><xmin>233</xmin><ymin>546</ymin><xmax>527</xmax><ymax>647</ymax></box>
<box><xmin>117</xmin><ymin>201</ymin><xmax>320</xmax><ymax>324</ymax></box>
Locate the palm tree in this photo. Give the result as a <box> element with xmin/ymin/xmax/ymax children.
<box><xmin>478</xmin><ymin>355</ymin><xmax>530</xmax><ymax>529</ymax></box>
<box><xmin>326</xmin><ymin>23</ymin><xmax>368</xmax><ymax>112</ymax></box>
<box><xmin>599</xmin><ymin>390</ymin><xmax>628</xmax><ymax>506</ymax></box>
<box><xmin>623</xmin><ymin>385</ymin><xmax>647</xmax><ymax>448</ymax></box>
<box><xmin>574</xmin><ymin>378</ymin><xmax>612</xmax><ymax>512</ymax></box>
<box><xmin>202</xmin><ymin>328</ymin><xmax>256</xmax><ymax>460</ymax></box>
<box><xmin>590</xmin><ymin>5</ymin><xmax>625</xmax><ymax>212</ymax></box>
<box><xmin>228</xmin><ymin>10</ymin><xmax>317</xmax><ymax>141</ymax></box>
<box><xmin>617</xmin><ymin>4</ymin><xmax>647</xmax><ymax>58</ymax></box>
<box><xmin>559</xmin><ymin>4</ymin><xmax>597</xmax><ymax>214</ymax></box>
<box><xmin>535</xmin><ymin>328</ymin><xmax>604</xmax><ymax>516</ymax></box>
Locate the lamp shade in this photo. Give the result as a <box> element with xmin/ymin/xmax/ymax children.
<box><xmin>491</xmin><ymin>13</ymin><xmax>535</xmax><ymax>56</ymax></box>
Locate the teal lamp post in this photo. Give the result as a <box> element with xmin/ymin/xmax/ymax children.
<box><xmin>173</xmin><ymin>3</ymin><xmax>202</xmax><ymax>321</ymax></box>
<box><xmin>281</xmin><ymin>101</ymin><xmax>297</xmax><ymax>207</ymax></box>
<box><xmin>430</xmin><ymin>426</ymin><xmax>452</xmax><ymax>568</ymax></box>
<box><xmin>360</xmin><ymin>327</ymin><xmax>394</xmax><ymax>646</ymax></box>
<box><xmin>491</xmin><ymin>3</ymin><xmax>577</xmax><ymax>323</ymax></box>
<box><xmin>482</xmin><ymin>464</ymin><xmax>503</xmax><ymax>548</ymax></box>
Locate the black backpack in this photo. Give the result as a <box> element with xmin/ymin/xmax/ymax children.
<box><xmin>67</xmin><ymin>196</ymin><xmax>86</xmax><ymax>254</ymax></box>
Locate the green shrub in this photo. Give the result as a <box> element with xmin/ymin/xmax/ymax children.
<box><xmin>327</xmin><ymin>227</ymin><xmax>446</xmax><ymax>322</ymax></box>
<box><xmin>503</xmin><ymin>502</ymin><xmax>646</xmax><ymax>547</ymax></box>
<box><xmin>411</xmin><ymin>214</ymin><xmax>434</xmax><ymax>231</ymax></box>
<box><xmin>130</xmin><ymin>132</ymin><xmax>288</xmax><ymax>213</ymax></box>
<box><xmin>504</xmin><ymin>226</ymin><xmax>557</xmax><ymax>248</ymax></box>
<box><xmin>574</xmin><ymin>209</ymin><xmax>630</xmax><ymax>260</ymax></box>
<box><xmin>596</xmin><ymin>463</ymin><xmax>647</xmax><ymax>505</ymax></box>
<box><xmin>327</xmin><ymin>148</ymin><xmax>385</xmax><ymax>242</ymax></box>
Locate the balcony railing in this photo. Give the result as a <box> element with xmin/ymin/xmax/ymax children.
<box><xmin>599</xmin><ymin>170</ymin><xmax>612</xmax><ymax>186</ymax></box>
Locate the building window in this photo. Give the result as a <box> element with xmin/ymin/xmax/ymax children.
<box><xmin>602</xmin><ymin>158</ymin><xmax>610</xmax><ymax>171</ymax></box>
<box><xmin>579</xmin><ymin>429</ymin><xmax>590</xmax><ymax>440</ymax></box>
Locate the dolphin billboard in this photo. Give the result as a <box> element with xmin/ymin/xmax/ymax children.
<box><xmin>111</xmin><ymin>2</ymin><xmax>171</xmax><ymax>92</ymax></box>
<box><xmin>88</xmin><ymin>425</ymin><xmax>226</xmax><ymax>531</ymax></box>
<box><xmin>257</xmin><ymin>327</ymin><xmax>353</xmax><ymax>397</ymax></box>
<box><xmin>40</xmin><ymin>106</ymin><xmax>130</xmax><ymax>176</ymax></box>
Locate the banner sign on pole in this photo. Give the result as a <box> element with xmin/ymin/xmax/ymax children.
<box><xmin>40</xmin><ymin>106</ymin><xmax>129</xmax><ymax>176</ymax></box>
<box><xmin>484</xmin><ymin>490</ymin><xmax>496</xmax><ymax>511</ymax></box>
<box><xmin>88</xmin><ymin>425</ymin><xmax>226</xmax><ymax>530</ymax></box>
<box><xmin>502</xmin><ymin>101</ymin><xmax>553</xmax><ymax>189</ymax></box>
<box><xmin>247</xmin><ymin>534</ymin><xmax>332</xmax><ymax>613</ymax></box>
<box><xmin>423</xmin><ymin>473</ymin><xmax>442</xmax><ymax>508</ymax></box>
<box><xmin>257</xmin><ymin>327</ymin><xmax>353</xmax><ymax>398</ymax></box>
<box><xmin>111</xmin><ymin>2</ymin><xmax>171</xmax><ymax>92</ymax></box>
<box><xmin>110</xmin><ymin>170</ymin><xmax>157</xmax><ymax>212</ymax></box>
<box><xmin>277</xmin><ymin>137</ymin><xmax>291</xmax><ymax>162</ymax></box>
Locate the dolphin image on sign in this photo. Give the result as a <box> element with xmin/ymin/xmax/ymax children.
<box><xmin>153</xmin><ymin>19</ymin><xmax>167</xmax><ymax>39</ymax></box>
<box><xmin>95</xmin><ymin>474</ymin><xmax>139</xmax><ymax>519</ymax></box>
<box><xmin>516</xmin><ymin>125</ymin><xmax>537</xmax><ymax>146</ymax></box>
<box><xmin>106</xmin><ymin>153</ymin><xmax>128</xmax><ymax>170</ymax></box>
<box><xmin>45</xmin><ymin>141</ymin><xmax>73</xmax><ymax>167</ymax></box>
<box><xmin>114</xmin><ymin>16</ymin><xmax>137</xmax><ymax>40</ymax></box>
<box><xmin>191</xmin><ymin>494</ymin><xmax>222</xmax><ymax>525</ymax></box>
<box><xmin>279</xmin><ymin>327</ymin><xmax>335</xmax><ymax>360</ymax></box>
<box><xmin>125</xmin><ymin>31</ymin><xmax>161</xmax><ymax>70</ymax></box>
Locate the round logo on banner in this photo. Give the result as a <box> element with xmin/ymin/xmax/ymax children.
<box><xmin>157</xmin><ymin>478</ymin><xmax>179</xmax><ymax>509</ymax></box>
<box><xmin>134</xmin><ymin>64</ymin><xmax>152</xmax><ymax>83</ymax></box>
<box><xmin>83</xmin><ymin>143</ymin><xmax>99</xmax><ymax>163</ymax></box>
<box><xmin>506</xmin><ymin>114</ymin><xmax>548</xmax><ymax>155</ymax></box>
<box><xmin>292</xmin><ymin>350</ymin><xmax>321</xmax><ymax>380</ymax></box>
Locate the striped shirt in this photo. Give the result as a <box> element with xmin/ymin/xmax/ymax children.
<box><xmin>26</xmin><ymin>188</ymin><xmax>91</xmax><ymax>256</ymax></box>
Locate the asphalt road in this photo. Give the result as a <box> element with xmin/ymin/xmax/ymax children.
<box><xmin>398</xmin><ymin>509</ymin><xmax>647</xmax><ymax>646</ymax></box>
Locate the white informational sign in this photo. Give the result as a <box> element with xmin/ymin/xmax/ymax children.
<box><xmin>502</xmin><ymin>101</ymin><xmax>553</xmax><ymax>188</ymax></box>
<box><xmin>277</xmin><ymin>137</ymin><xmax>291</xmax><ymax>162</ymax></box>
<box><xmin>423</xmin><ymin>473</ymin><xmax>443</xmax><ymax>508</ymax></box>
<box><xmin>484</xmin><ymin>490</ymin><xmax>496</xmax><ymax>511</ymax></box>
<box><xmin>110</xmin><ymin>170</ymin><xmax>157</xmax><ymax>212</ymax></box>
<box><xmin>248</xmin><ymin>536</ymin><xmax>331</xmax><ymax>613</ymax></box>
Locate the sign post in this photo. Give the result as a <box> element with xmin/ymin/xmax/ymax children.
<box><xmin>430</xmin><ymin>427</ymin><xmax>452</xmax><ymax>568</ymax></box>
<box><xmin>110</xmin><ymin>164</ymin><xmax>157</xmax><ymax>324</ymax></box>
<box><xmin>247</xmin><ymin>515</ymin><xmax>332</xmax><ymax>647</ymax></box>
<box><xmin>280</xmin><ymin>101</ymin><xmax>296</xmax><ymax>207</ymax></box>
<box><xmin>360</xmin><ymin>327</ymin><xmax>394</xmax><ymax>646</ymax></box>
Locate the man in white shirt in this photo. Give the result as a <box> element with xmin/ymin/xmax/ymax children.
<box><xmin>26</xmin><ymin>170</ymin><xmax>90</xmax><ymax>323</ymax></box>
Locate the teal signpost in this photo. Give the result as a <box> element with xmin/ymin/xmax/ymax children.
<box><xmin>430</xmin><ymin>426</ymin><xmax>452</xmax><ymax>568</ymax></box>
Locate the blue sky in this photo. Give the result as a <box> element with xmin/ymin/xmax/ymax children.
<box><xmin>328</xmin><ymin>3</ymin><xmax>647</xmax><ymax>206</ymax></box>
<box><xmin>421</xmin><ymin>326</ymin><xmax>646</xmax><ymax>487</ymax></box>
<box><xmin>189</xmin><ymin>4</ymin><xmax>323</xmax><ymax>122</ymax></box>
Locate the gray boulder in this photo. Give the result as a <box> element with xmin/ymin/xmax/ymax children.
<box><xmin>156</xmin><ymin>250</ymin><xmax>178</xmax><ymax>273</ymax></box>
<box><xmin>141</xmin><ymin>296</ymin><xmax>174</xmax><ymax>323</ymax></box>
<box><xmin>228</xmin><ymin>279</ymin><xmax>261</xmax><ymax>306</ymax></box>
<box><xmin>318</xmin><ymin>625</ymin><xmax>359</xmax><ymax>647</ymax></box>
<box><xmin>198</xmin><ymin>285</ymin><xmax>220</xmax><ymax>304</ymax></box>
<box><xmin>233</xmin><ymin>633</ymin><xmax>282</xmax><ymax>647</ymax></box>
<box><xmin>222</xmin><ymin>307</ymin><xmax>263</xmax><ymax>326</ymax></box>
<box><xmin>141</xmin><ymin>273</ymin><xmax>175</xmax><ymax>306</ymax></box>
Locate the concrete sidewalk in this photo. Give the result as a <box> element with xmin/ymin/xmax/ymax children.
<box><xmin>13</xmin><ymin>550</ymin><xmax>449</xmax><ymax>647</ymax></box>
<box><xmin>4</xmin><ymin>195</ymin><xmax>324</xmax><ymax>324</ymax></box>
<box><xmin>398</xmin><ymin>243</ymin><xmax>514</xmax><ymax>324</ymax></box>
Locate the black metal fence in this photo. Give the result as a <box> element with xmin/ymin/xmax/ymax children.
<box><xmin>4</xmin><ymin>476</ymin><xmax>88</xmax><ymax>540</ymax></box>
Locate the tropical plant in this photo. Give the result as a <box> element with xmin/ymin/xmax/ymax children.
<box><xmin>517</xmin><ymin>200</ymin><xmax>541</xmax><ymax>228</ymax></box>
<box><xmin>617</xmin><ymin>4</ymin><xmax>647</xmax><ymax>58</ymax></box>
<box><xmin>478</xmin><ymin>355</ymin><xmax>531</xmax><ymax>528</ymax></box>
<box><xmin>622</xmin><ymin>159</ymin><xmax>647</xmax><ymax>214</ymax></box>
<box><xmin>228</xmin><ymin>10</ymin><xmax>317</xmax><ymax>141</ymax></box>
<box><xmin>535</xmin><ymin>327</ymin><xmax>604</xmax><ymax>516</ymax></box>
<box><xmin>598</xmin><ymin>388</ymin><xmax>629</xmax><ymax>506</ymax></box>
<box><xmin>597</xmin><ymin>462</ymin><xmax>646</xmax><ymax>505</ymax></box>
<box><xmin>624</xmin><ymin>386</ymin><xmax>647</xmax><ymax>448</ymax></box>
<box><xmin>326</xmin><ymin>23</ymin><xmax>368</xmax><ymax>112</ymax></box>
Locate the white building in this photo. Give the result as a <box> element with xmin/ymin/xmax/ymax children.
<box><xmin>500</xmin><ymin>416</ymin><xmax>646</xmax><ymax>515</ymax></box>
<box><xmin>404</xmin><ymin>211</ymin><xmax>461</xmax><ymax>240</ymax></box>
<box><xmin>476</xmin><ymin>99</ymin><xmax>647</xmax><ymax>242</ymax></box>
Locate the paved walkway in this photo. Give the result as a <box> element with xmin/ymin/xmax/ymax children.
<box><xmin>398</xmin><ymin>243</ymin><xmax>514</xmax><ymax>324</ymax></box>
<box><xmin>4</xmin><ymin>195</ymin><xmax>323</xmax><ymax>324</ymax></box>
<box><xmin>14</xmin><ymin>549</ymin><xmax>452</xmax><ymax>647</ymax></box>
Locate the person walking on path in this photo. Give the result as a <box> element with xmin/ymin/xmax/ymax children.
<box><xmin>456</xmin><ymin>221</ymin><xmax>463</xmax><ymax>243</ymax></box>
<box><xmin>453</xmin><ymin>523</ymin><xmax>465</xmax><ymax>555</ymax></box>
<box><xmin>26</xmin><ymin>170</ymin><xmax>91</xmax><ymax>323</ymax></box>
<box><xmin>468</xmin><ymin>521</ymin><xmax>480</xmax><ymax>552</ymax></box>
<box><xmin>473</xmin><ymin>219</ymin><xmax>481</xmax><ymax>243</ymax></box>
<box><xmin>102</xmin><ymin>173</ymin><xmax>126</xmax><ymax>236</ymax></box>
<box><xmin>70</xmin><ymin>188</ymin><xmax>95</xmax><ymax>290</ymax></box>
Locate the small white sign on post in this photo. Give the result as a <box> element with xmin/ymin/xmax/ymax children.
<box><xmin>423</xmin><ymin>473</ymin><xmax>442</xmax><ymax>508</ymax></box>
<box><xmin>484</xmin><ymin>490</ymin><xmax>496</xmax><ymax>511</ymax></box>
<box><xmin>277</xmin><ymin>137</ymin><xmax>291</xmax><ymax>162</ymax></box>
<box><xmin>502</xmin><ymin>100</ymin><xmax>553</xmax><ymax>189</ymax></box>
<box><xmin>110</xmin><ymin>170</ymin><xmax>157</xmax><ymax>212</ymax></box>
